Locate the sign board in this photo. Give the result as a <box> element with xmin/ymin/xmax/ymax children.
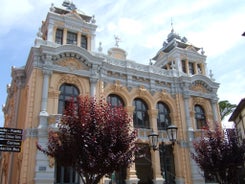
<box><xmin>0</xmin><ymin>127</ymin><xmax>23</xmax><ymax>152</ymax></box>
<box><xmin>0</xmin><ymin>128</ymin><xmax>23</xmax><ymax>135</ymax></box>
<box><xmin>0</xmin><ymin>146</ymin><xmax>21</xmax><ymax>152</ymax></box>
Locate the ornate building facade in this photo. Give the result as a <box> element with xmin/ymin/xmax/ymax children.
<box><xmin>0</xmin><ymin>1</ymin><xmax>220</xmax><ymax>184</ymax></box>
<box><xmin>229</xmin><ymin>98</ymin><xmax>245</xmax><ymax>141</ymax></box>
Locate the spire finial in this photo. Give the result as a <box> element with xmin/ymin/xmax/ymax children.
<box><xmin>171</xmin><ymin>18</ymin><xmax>174</xmax><ymax>33</ymax></box>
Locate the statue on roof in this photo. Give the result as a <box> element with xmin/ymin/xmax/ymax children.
<box><xmin>62</xmin><ymin>0</ymin><xmax>77</xmax><ymax>10</ymax></box>
<box><xmin>114</xmin><ymin>35</ymin><xmax>121</xmax><ymax>47</ymax></box>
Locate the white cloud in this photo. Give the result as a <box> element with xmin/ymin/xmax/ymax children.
<box><xmin>187</xmin><ymin>12</ymin><xmax>245</xmax><ymax>57</ymax></box>
<box><xmin>118</xmin><ymin>18</ymin><xmax>143</xmax><ymax>35</ymax></box>
<box><xmin>0</xmin><ymin>0</ymin><xmax>33</xmax><ymax>34</ymax></box>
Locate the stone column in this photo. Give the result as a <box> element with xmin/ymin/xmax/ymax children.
<box><xmin>148</xmin><ymin>109</ymin><xmax>164</xmax><ymax>184</ymax></box>
<box><xmin>39</xmin><ymin>70</ymin><xmax>52</xmax><ymax>128</ymax></box>
<box><xmin>40</xmin><ymin>70</ymin><xmax>51</xmax><ymax>112</ymax></box>
<box><xmin>125</xmin><ymin>106</ymin><xmax>139</xmax><ymax>184</ymax></box>
<box><xmin>35</xmin><ymin>69</ymin><xmax>54</xmax><ymax>184</ymax></box>
<box><xmin>90</xmin><ymin>78</ymin><xmax>97</xmax><ymax>97</ymax></box>
<box><xmin>63</xmin><ymin>28</ymin><xmax>67</xmax><ymax>45</ymax></box>
<box><xmin>90</xmin><ymin>64</ymin><xmax>99</xmax><ymax>97</ymax></box>
<box><xmin>185</xmin><ymin>60</ymin><xmax>189</xmax><ymax>75</ymax></box>
<box><xmin>77</xmin><ymin>32</ymin><xmax>81</xmax><ymax>47</ymax></box>
<box><xmin>194</xmin><ymin>63</ymin><xmax>198</xmax><ymax>75</ymax></box>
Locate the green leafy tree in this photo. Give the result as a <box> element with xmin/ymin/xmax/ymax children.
<box><xmin>191</xmin><ymin>123</ymin><xmax>245</xmax><ymax>184</ymax></box>
<box><xmin>38</xmin><ymin>96</ymin><xmax>137</xmax><ymax>184</ymax></box>
<box><xmin>219</xmin><ymin>100</ymin><xmax>236</xmax><ymax>121</ymax></box>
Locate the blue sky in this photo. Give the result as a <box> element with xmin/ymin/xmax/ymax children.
<box><xmin>0</xmin><ymin>0</ymin><xmax>245</xmax><ymax>127</ymax></box>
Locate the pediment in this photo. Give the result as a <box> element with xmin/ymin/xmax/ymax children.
<box><xmin>190</xmin><ymin>80</ymin><xmax>212</xmax><ymax>93</ymax></box>
<box><xmin>54</xmin><ymin>58</ymin><xmax>89</xmax><ymax>71</ymax></box>
<box><xmin>64</xmin><ymin>12</ymin><xmax>84</xmax><ymax>22</ymax></box>
<box><xmin>186</xmin><ymin>45</ymin><xmax>197</xmax><ymax>52</ymax></box>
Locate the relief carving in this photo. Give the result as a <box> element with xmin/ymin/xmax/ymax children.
<box><xmin>138</xmin><ymin>85</ymin><xmax>147</xmax><ymax>96</ymax></box>
<box><xmin>111</xmin><ymin>80</ymin><xmax>123</xmax><ymax>92</ymax></box>
<box><xmin>54</xmin><ymin>58</ymin><xmax>88</xmax><ymax>71</ymax></box>
<box><xmin>160</xmin><ymin>90</ymin><xmax>169</xmax><ymax>100</ymax></box>
<box><xmin>191</xmin><ymin>83</ymin><xmax>208</xmax><ymax>93</ymax></box>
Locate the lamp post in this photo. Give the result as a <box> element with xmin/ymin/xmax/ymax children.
<box><xmin>148</xmin><ymin>125</ymin><xmax>178</xmax><ymax>183</ymax></box>
<box><xmin>148</xmin><ymin>125</ymin><xmax>178</xmax><ymax>150</ymax></box>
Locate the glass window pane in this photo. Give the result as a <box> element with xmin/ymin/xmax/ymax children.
<box><xmin>67</xmin><ymin>32</ymin><xmax>77</xmax><ymax>44</ymax></box>
<box><xmin>107</xmin><ymin>94</ymin><xmax>124</xmax><ymax>107</ymax></box>
<box><xmin>195</xmin><ymin>105</ymin><xmax>206</xmax><ymax>129</ymax></box>
<box><xmin>81</xmin><ymin>35</ymin><xmax>87</xmax><ymax>49</ymax></box>
<box><xmin>55</xmin><ymin>29</ymin><xmax>63</xmax><ymax>44</ymax></box>
<box><xmin>133</xmin><ymin>98</ymin><xmax>149</xmax><ymax>128</ymax></box>
<box><xmin>157</xmin><ymin>102</ymin><xmax>171</xmax><ymax>130</ymax></box>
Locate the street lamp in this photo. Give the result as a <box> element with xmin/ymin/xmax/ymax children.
<box><xmin>148</xmin><ymin>125</ymin><xmax>178</xmax><ymax>151</ymax></box>
<box><xmin>148</xmin><ymin>125</ymin><xmax>178</xmax><ymax>183</ymax></box>
<box><xmin>148</xmin><ymin>130</ymin><xmax>159</xmax><ymax>151</ymax></box>
<box><xmin>166</xmin><ymin>125</ymin><xmax>178</xmax><ymax>145</ymax></box>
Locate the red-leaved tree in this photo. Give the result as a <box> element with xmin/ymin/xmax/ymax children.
<box><xmin>38</xmin><ymin>96</ymin><xmax>137</xmax><ymax>184</ymax></box>
<box><xmin>191</xmin><ymin>123</ymin><xmax>245</xmax><ymax>184</ymax></box>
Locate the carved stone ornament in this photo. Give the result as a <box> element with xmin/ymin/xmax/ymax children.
<box><xmin>191</xmin><ymin>82</ymin><xmax>208</xmax><ymax>93</ymax></box>
<box><xmin>56</xmin><ymin>74</ymin><xmax>82</xmax><ymax>92</ymax></box>
<box><xmin>138</xmin><ymin>85</ymin><xmax>147</xmax><ymax>96</ymax></box>
<box><xmin>111</xmin><ymin>80</ymin><xmax>123</xmax><ymax>91</ymax></box>
<box><xmin>192</xmin><ymin>84</ymin><xmax>207</xmax><ymax>93</ymax></box>
<box><xmin>54</xmin><ymin>58</ymin><xmax>88</xmax><ymax>71</ymax></box>
<box><xmin>193</xmin><ymin>97</ymin><xmax>204</xmax><ymax>105</ymax></box>
<box><xmin>160</xmin><ymin>89</ymin><xmax>169</xmax><ymax>100</ymax></box>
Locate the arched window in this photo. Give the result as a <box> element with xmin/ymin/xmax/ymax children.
<box><xmin>157</xmin><ymin>102</ymin><xmax>171</xmax><ymax>130</ymax></box>
<box><xmin>58</xmin><ymin>83</ymin><xmax>79</xmax><ymax>114</ymax></box>
<box><xmin>133</xmin><ymin>98</ymin><xmax>149</xmax><ymax>128</ymax></box>
<box><xmin>56</xmin><ymin>83</ymin><xmax>80</xmax><ymax>184</ymax></box>
<box><xmin>195</xmin><ymin>105</ymin><xmax>206</xmax><ymax>129</ymax></box>
<box><xmin>107</xmin><ymin>94</ymin><xmax>125</xmax><ymax>107</ymax></box>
